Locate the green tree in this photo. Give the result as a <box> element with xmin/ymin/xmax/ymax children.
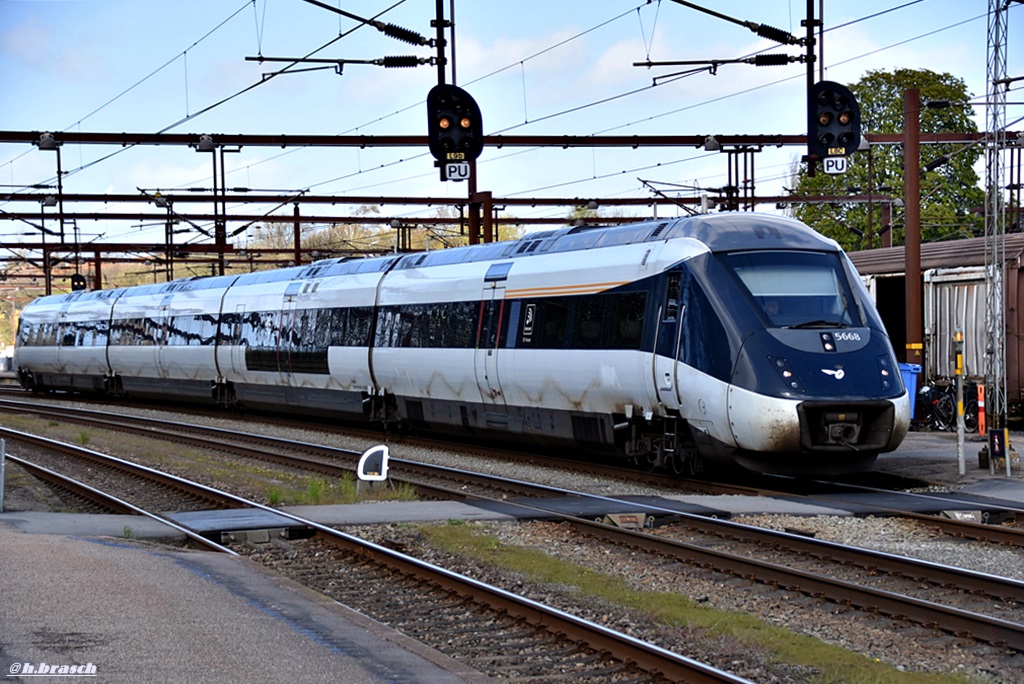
<box><xmin>790</xmin><ymin>68</ymin><xmax>983</xmax><ymax>251</ymax></box>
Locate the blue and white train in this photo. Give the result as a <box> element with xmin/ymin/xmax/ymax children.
<box><xmin>14</xmin><ymin>213</ymin><xmax>910</xmax><ymax>476</ymax></box>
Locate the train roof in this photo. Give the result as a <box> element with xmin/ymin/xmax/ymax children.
<box><xmin>318</xmin><ymin>212</ymin><xmax>838</xmax><ymax>277</ymax></box>
<box><xmin>25</xmin><ymin>213</ymin><xmax>840</xmax><ymax>306</ymax></box>
<box><xmin>848</xmin><ymin>233</ymin><xmax>1024</xmax><ymax>275</ymax></box>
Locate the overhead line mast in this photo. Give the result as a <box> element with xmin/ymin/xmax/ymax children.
<box><xmin>983</xmin><ymin>0</ymin><xmax>1017</xmax><ymax>434</ymax></box>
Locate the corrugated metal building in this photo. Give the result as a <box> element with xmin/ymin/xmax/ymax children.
<box><xmin>848</xmin><ymin>234</ymin><xmax>1024</xmax><ymax>405</ymax></box>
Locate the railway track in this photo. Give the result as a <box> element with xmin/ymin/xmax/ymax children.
<box><xmin>3</xmin><ymin>399</ymin><xmax>1024</xmax><ymax>657</ymax></box>
<box><xmin>4</xmin><ymin>397</ymin><xmax>1023</xmax><ymax>545</ymax></box>
<box><xmin>0</xmin><ymin>426</ymin><xmax>751</xmax><ymax>684</ymax></box>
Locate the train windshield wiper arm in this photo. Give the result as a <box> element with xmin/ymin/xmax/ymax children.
<box><xmin>786</xmin><ymin>319</ymin><xmax>847</xmax><ymax>329</ymax></box>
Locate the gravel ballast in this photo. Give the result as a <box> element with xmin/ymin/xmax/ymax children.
<box><xmin>3</xmin><ymin>398</ymin><xmax>1023</xmax><ymax>682</ymax></box>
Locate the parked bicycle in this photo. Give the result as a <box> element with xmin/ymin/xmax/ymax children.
<box><xmin>918</xmin><ymin>378</ymin><xmax>979</xmax><ymax>432</ymax></box>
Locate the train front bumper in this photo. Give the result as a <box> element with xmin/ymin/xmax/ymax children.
<box><xmin>727</xmin><ymin>385</ymin><xmax>911</xmax><ymax>455</ymax></box>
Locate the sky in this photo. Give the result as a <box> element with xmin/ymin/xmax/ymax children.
<box><xmin>1</xmin><ymin>0</ymin><xmax>1021</xmax><ymax>256</ymax></box>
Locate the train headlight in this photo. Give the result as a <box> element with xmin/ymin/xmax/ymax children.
<box><xmin>769</xmin><ymin>355</ymin><xmax>804</xmax><ymax>393</ymax></box>
<box><xmin>877</xmin><ymin>354</ymin><xmax>896</xmax><ymax>392</ymax></box>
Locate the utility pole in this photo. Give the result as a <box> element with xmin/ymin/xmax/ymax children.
<box><xmin>903</xmin><ymin>89</ymin><xmax>923</xmax><ymax>368</ymax></box>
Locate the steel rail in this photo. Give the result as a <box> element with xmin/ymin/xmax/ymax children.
<box><xmin>6</xmin><ymin>400</ymin><xmax>1024</xmax><ymax>593</ymax></box>
<box><xmin>561</xmin><ymin>516</ymin><xmax>1024</xmax><ymax>651</ymax></box>
<box><xmin>0</xmin><ymin>401</ymin><xmax>576</xmax><ymax>501</ymax></box>
<box><xmin>0</xmin><ymin>425</ymin><xmax>245</xmax><ymax>511</ymax></box>
<box><xmin>7</xmin><ymin>397</ymin><xmax>1024</xmax><ymax>550</ymax></box>
<box><xmin>3</xmin><ymin>453</ymin><xmax>235</xmax><ymax>554</ymax></box>
<box><xmin>8</xmin><ymin>395</ymin><xmax>1024</xmax><ymax>548</ymax></box>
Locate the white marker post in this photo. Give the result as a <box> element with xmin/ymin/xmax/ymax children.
<box><xmin>356</xmin><ymin>445</ymin><xmax>391</xmax><ymax>494</ymax></box>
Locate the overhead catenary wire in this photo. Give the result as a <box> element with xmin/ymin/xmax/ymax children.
<box><xmin>0</xmin><ymin>1</ymin><xmax>1003</xmax><ymax>246</ymax></box>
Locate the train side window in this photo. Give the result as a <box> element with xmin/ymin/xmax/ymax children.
<box><xmin>680</xmin><ymin>273</ymin><xmax>731</xmax><ymax>381</ymax></box>
<box><xmin>78</xmin><ymin>321</ymin><xmax>97</xmax><ymax>347</ymax></box>
<box><xmin>663</xmin><ymin>273</ymin><xmax>681</xmax><ymax>321</ymax></box>
<box><xmin>571</xmin><ymin>296</ymin><xmax>605</xmax><ymax>349</ymax></box>
<box><xmin>294</xmin><ymin>308</ymin><xmax>313</xmax><ymax>349</ymax></box>
<box><xmin>197</xmin><ymin>314</ymin><xmax>218</xmax><ymax>346</ymax></box>
<box><xmin>59</xmin><ymin>323</ymin><xmax>74</xmax><ymax>347</ymax></box>
<box><xmin>309</xmin><ymin>308</ymin><xmax>331</xmax><ymax>350</ymax></box>
<box><xmin>528</xmin><ymin>299</ymin><xmax>570</xmax><ymax>349</ymax></box>
<box><xmin>238</xmin><ymin>312</ymin><xmax>258</xmax><ymax>347</ymax></box>
<box><xmin>426</xmin><ymin>304</ymin><xmax>445</xmax><ymax>346</ymax></box>
<box><xmin>398</xmin><ymin>304</ymin><xmax>427</xmax><ymax>347</ymax></box>
<box><xmin>346</xmin><ymin>307</ymin><xmax>373</xmax><ymax>346</ymax></box>
<box><xmin>95</xmin><ymin>321</ymin><xmax>110</xmax><ymax>347</ymax></box>
<box><xmin>111</xmin><ymin>320</ymin><xmax>127</xmax><ymax>346</ymax></box>
<box><xmin>375</xmin><ymin>307</ymin><xmax>398</xmax><ymax>347</ymax></box>
<box><xmin>609</xmin><ymin>292</ymin><xmax>647</xmax><ymax>349</ymax></box>
<box><xmin>320</xmin><ymin>308</ymin><xmax>344</xmax><ymax>347</ymax></box>
<box><xmin>442</xmin><ymin>301</ymin><xmax>477</xmax><ymax>348</ymax></box>
<box><xmin>426</xmin><ymin>302</ymin><xmax>465</xmax><ymax>347</ymax></box>
<box><xmin>165</xmin><ymin>316</ymin><xmax>182</xmax><ymax>346</ymax></box>
<box><xmin>245</xmin><ymin>311</ymin><xmax>270</xmax><ymax>349</ymax></box>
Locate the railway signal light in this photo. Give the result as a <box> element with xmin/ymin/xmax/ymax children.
<box><xmin>808</xmin><ymin>81</ymin><xmax>861</xmax><ymax>158</ymax></box>
<box><xmin>426</xmin><ymin>83</ymin><xmax>483</xmax><ymax>163</ymax></box>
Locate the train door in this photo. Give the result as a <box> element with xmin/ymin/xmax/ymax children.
<box><xmin>228</xmin><ymin>304</ymin><xmax>246</xmax><ymax>377</ymax></box>
<box><xmin>475</xmin><ymin>263</ymin><xmax>511</xmax><ymax>415</ymax></box>
<box><xmin>280</xmin><ymin>283</ymin><xmax>302</xmax><ymax>384</ymax></box>
<box><xmin>55</xmin><ymin>310</ymin><xmax>69</xmax><ymax>371</ymax></box>
<box><xmin>156</xmin><ymin>300</ymin><xmax>171</xmax><ymax>379</ymax></box>
<box><xmin>652</xmin><ymin>271</ymin><xmax>684</xmax><ymax>407</ymax></box>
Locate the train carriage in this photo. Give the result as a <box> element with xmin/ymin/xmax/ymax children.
<box><xmin>106</xmin><ymin>275</ymin><xmax>237</xmax><ymax>400</ymax></box>
<box><xmin>15</xmin><ymin>287</ymin><xmax>124</xmax><ymax>392</ymax></box>
<box><xmin>216</xmin><ymin>259</ymin><xmax>393</xmax><ymax>416</ymax></box>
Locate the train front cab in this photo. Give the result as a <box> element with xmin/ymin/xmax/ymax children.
<box><xmin>14</xmin><ymin>290</ymin><xmax>117</xmax><ymax>394</ymax></box>
<box><xmin>665</xmin><ymin>245</ymin><xmax>910</xmax><ymax>476</ymax></box>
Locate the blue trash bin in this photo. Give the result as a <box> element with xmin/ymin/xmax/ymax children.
<box><xmin>898</xmin><ymin>363</ymin><xmax>922</xmax><ymax>418</ymax></box>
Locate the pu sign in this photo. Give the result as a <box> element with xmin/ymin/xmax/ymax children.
<box><xmin>823</xmin><ymin>156</ymin><xmax>848</xmax><ymax>175</ymax></box>
<box><xmin>443</xmin><ymin>161</ymin><xmax>471</xmax><ymax>181</ymax></box>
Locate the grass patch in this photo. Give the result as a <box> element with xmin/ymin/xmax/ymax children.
<box><xmin>264</xmin><ymin>472</ymin><xmax>418</xmax><ymax>506</ymax></box>
<box><xmin>306</xmin><ymin>477</ymin><xmax>326</xmax><ymax>503</ymax></box>
<box><xmin>422</xmin><ymin>523</ymin><xmax>983</xmax><ymax>684</ymax></box>
<box><xmin>267</xmin><ymin>487</ymin><xmax>283</xmax><ymax>506</ymax></box>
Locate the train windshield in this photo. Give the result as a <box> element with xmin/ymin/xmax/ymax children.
<box><xmin>720</xmin><ymin>250</ymin><xmax>861</xmax><ymax>328</ymax></box>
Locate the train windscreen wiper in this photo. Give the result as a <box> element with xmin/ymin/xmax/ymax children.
<box><xmin>786</xmin><ymin>319</ymin><xmax>848</xmax><ymax>329</ymax></box>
